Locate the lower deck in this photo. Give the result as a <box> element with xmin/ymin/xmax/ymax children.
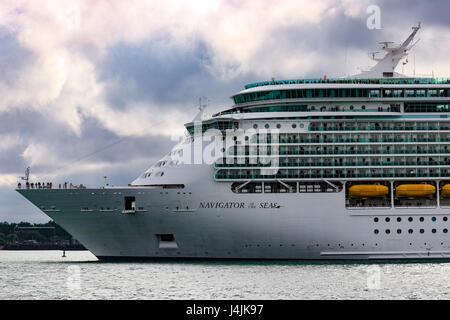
<box><xmin>16</xmin><ymin>181</ymin><xmax>450</xmax><ymax>260</ymax></box>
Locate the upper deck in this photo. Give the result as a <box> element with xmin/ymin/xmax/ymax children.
<box><xmin>231</xmin><ymin>78</ymin><xmax>450</xmax><ymax>106</ymax></box>
<box><xmin>243</xmin><ymin>77</ymin><xmax>450</xmax><ymax>90</ymax></box>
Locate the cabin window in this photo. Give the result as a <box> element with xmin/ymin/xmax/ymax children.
<box><xmin>156</xmin><ymin>234</ymin><xmax>178</xmax><ymax>249</ymax></box>
<box><xmin>124</xmin><ymin>196</ymin><xmax>136</xmax><ymax>211</ymax></box>
<box><xmin>231</xmin><ymin>182</ymin><xmax>262</xmax><ymax>193</ymax></box>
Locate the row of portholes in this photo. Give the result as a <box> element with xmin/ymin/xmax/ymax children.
<box><xmin>374</xmin><ymin>228</ymin><xmax>448</xmax><ymax>234</ymax></box>
<box><xmin>252</xmin><ymin>123</ymin><xmax>306</xmax><ymax>130</ymax></box>
<box><xmin>374</xmin><ymin>216</ymin><xmax>447</xmax><ymax>223</ymax></box>
<box><xmin>242</xmin><ymin>242</ymin><xmax>445</xmax><ymax>248</ymax></box>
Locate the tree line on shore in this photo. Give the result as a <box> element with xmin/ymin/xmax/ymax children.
<box><xmin>0</xmin><ymin>221</ymin><xmax>73</xmax><ymax>245</ymax></box>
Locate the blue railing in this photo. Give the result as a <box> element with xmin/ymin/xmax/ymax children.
<box><xmin>244</xmin><ymin>78</ymin><xmax>450</xmax><ymax>90</ymax></box>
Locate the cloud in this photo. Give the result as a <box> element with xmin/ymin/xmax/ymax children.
<box><xmin>0</xmin><ymin>0</ymin><xmax>359</xmax><ymax>137</ymax></box>
<box><xmin>0</xmin><ymin>134</ymin><xmax>21</xmax><ymax>151</ymax></box>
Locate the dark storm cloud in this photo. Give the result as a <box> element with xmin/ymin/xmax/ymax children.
<box><xmin>0</xmin><ymin>29</ymin><xmax>35</xmax><ymax>88</ymax></box>
<box><xmin>378</xmin><ymin>0</ymin><xmax>450</xmax><ymax>29</ymax></box>
<box><xmin>96</xmin><ymin>37</ymin><xmax>258</xmax><ymax>115</ymax></box>
<box><xmin>98</xmin><ymin>38</ymin><xmax>211</xmax><ymax>107</ymax></box>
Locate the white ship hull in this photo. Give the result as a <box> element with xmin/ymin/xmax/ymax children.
<box><xmin>17</xmin><ymin>164</ymin><xmax>450</xmax><ymax>260</ymax></box>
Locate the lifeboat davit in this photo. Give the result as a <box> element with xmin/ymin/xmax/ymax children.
<box><xmin>395</xmin><ymin>183</ymin><xmax>435</xmax><ymax>198</ymax></box>
<box><xmin>441</xmin><ymin>184</ymin><xmax>450</xmax><ymax>197</ymax></box>
<box><xmin>348</xmin><ymin>184</ymin><xmax>389</xmax><ymax>198</ymax></box>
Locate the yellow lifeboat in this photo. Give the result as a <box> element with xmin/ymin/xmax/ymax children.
<box><xmin>395</xmin><ymin>183</ymin><xmax>435</xmax><ymax>198</ymax></box>
<box><xmin>441</xmin><ymin>184</ymin><xmax>450</xmax><ymax>198</ymax></box>
<box><xmin>348</xmin><ymin>184</ymin><xmax>389</xmax><ymax>198</ymax></box>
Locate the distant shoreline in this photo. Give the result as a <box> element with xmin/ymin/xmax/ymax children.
<box><xmin>1</xmin><ymin>244</ymin><xmax>87</xmax><ymax>251</ymax></box>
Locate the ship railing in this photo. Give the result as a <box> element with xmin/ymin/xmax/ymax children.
<box><xmin>17</xmin><ymin>182</ymin><xmax>87</xmax><ymax>190</ymax></box>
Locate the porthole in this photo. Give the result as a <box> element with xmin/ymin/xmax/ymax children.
<box><xmin>374</xmin><ymin>217</ymin><xmax>379</xmax><ymax>222</ymax></box>
<box><xmin>444</xmin><ymin>217</ymin><xmax>448</xmax><ymax>222</ymax></box>
<box><xmin>265</xmin><ymin>124</ymin><xmax>270</xmax><ymax>129</ymax></box>
<box><xmin>397</xmin><ymin>229</ymin><xmax>402</xmax><ymax>234</ymax></box>
<box><xmin>350</xmin><ymin>105</ymin><xmax>354</xmax><ymax>110</ymax></box>
<box><xmin>420</xmin><ymin>217</ymin><xmax>424</xmax><ymax>222</ymax></box>
<box><xmin>432</xmin><ymin>217</ymin><xmax>437</xmax><ymax>222</ymax></box>
<box><xmin>300</xmin><ymin>123</ymin><xmax>305</xmax><ymax>128</ymax></box>
<box><xmin>253</xmin><ymin>124</ymin><xmax>258</xmax><ymax>129</ymax></box>
<box><xmin>397</xmin><ymin>217</ymin><xmax>401</xmax><ymax>222</ymax></box>
<box><xmin>361</xmin><ymin>105</ymin><xmax>366</xmax><ymax>110</ymax></box>
<box><xmin>374</xmin><ymin>229</ymin><xmax>379</xmax><ymax>234</ymax></box>
<box><xmin>276</xmin><ymin>124</ymin><xmax>281</xmax><ymax>129</ymax></box>
<box><xmin>432</xmin><ymin>229</ymin><xmax>437</xmax><ymax>233</ymax></box>
<box><xmin>408</xmin><ymin>229</ymin><xmax>413</xmax><ymax>234</ymax></box>
<box><xmin>386</xmin><ymin>229</ymin><xmax>390</xmax><ymax>234</ymax></box>
<box><xmin>420</xmin><ymin>229</ymin><xmax>425</xmax><ymax>234</ymax></box>
<box><xmin>292</xmin><ymin>124</ymin><xmax>297</xmax><ymax>129</ymax></box>
<box><xmin>444</xmin><ymin>229</ymin><xmax>448</xmax><ymax>233</ymax></box>
<box><xmin>385</xmin><ymin>217</ymin><xmax>390</xmax><ymax>222</ymax></box>
<box><xmin>408</xmin><ymin>217</ymin><xmax>413</xmax><ymax>222</ymax></box>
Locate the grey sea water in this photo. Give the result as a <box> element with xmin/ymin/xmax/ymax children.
<box><xmin>1</xmin><ymin>251</ymin><xmax>450</xmax><ymax>299</ymax></box>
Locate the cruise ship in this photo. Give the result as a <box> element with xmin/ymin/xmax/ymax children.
<box><xmin>17</xmin><ymin>25</ymin><xmax>450</xmax><ymax>260</ymax></box>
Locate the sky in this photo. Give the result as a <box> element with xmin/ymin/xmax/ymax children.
<box><xmin>0</xmin><ymin>0</ymin><xmax>450</xmax><ymax>222</ymax></box>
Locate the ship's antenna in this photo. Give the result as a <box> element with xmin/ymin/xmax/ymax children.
<box><xmin>20</xmin><ymin>167</ymin><xmax>30</xmax><ymax>184</ymax></box>
<box><xmin>368</xmin><ymin>51</ymin><xmax>382</xmax><ymax>62</ymax></box>
<box><xmin>345</xmin><ymin>48</ymin><xmax>348</xmax><ymax>77</ymax></box>
<box><xmin>192</xmin><ymin>97</ymin><xmax>208</xmax><ymax>122</ymax></box>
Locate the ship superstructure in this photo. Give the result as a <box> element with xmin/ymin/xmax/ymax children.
<box><xmin>17</xmin><ymin>25</ymin><xmax>450</xmax><ymax>260</ymax></box>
